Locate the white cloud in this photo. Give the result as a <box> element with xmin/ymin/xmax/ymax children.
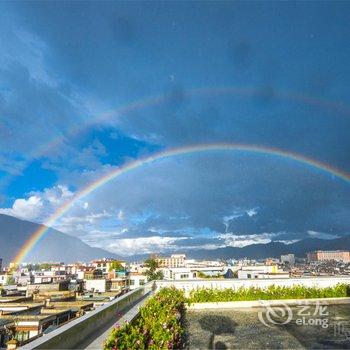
<box><xmin>117</xmin><ymin>210</ymin><xmax>124</xmax><ymax>220</ymax></box>
<box><xmin>0</xmin><ymin>185</ymin><xmax>74</xmax><ymax>222</ymax></box>
<box><xmin>223</xmin><ymin>208</ymin><xmax>258</xmax><ymax>232</ymax></box>
<box><xmin>275</xmin><ymin>239</ymin><xmax>301</xmax><ymax>245</ymax></box>
<box><xmin>307</xmin><ymin>230</ymin><xmax>340</xmax><ymax>240</ymax></box>
<box><xmin>0</xmin><ymin>195</ymin><xmax>43</xmax><ymax>221</ymax></box>
<box><xmin>106</xmin><ymin>236</ymin><xmax>183</xmax><ymax>256</ymax></box>
<box><xmin>59</xmin><ymin>211</ymin><xmax>112</xmax><ymax>225</ymax></box>
<box><xmin>218</xmin><ymin>233</ymin><xmax>279</xmax><ymax>248</ymax></box>
<box><xmin>247</xmin><ymin>208</ymin><xmax>258</xmax><ymax>217</ymax></box>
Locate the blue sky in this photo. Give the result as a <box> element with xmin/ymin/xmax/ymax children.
<box><xmin>0</xmin><ymin>2</ymin><xmax>350</xmax><ymax>255</ymax></box>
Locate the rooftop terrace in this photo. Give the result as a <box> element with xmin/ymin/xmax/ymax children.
<box><xmin>185</xmin><ymin>304</ymin><xmax>350</xmax><ymax>349</ymax></box>
<box><xmin>16</xmin><ymin>277</ymin><xmax>350</xmax><ymax>349</ymax></box>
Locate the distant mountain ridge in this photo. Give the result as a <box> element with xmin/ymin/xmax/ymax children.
<box><xmin>129</xmin><ymin>236</ymin><xmax>350</xmax><ymax>261</ymax></box>
<box><xmin>1</xmin><ymin>213</ymin><xmax>349</xmax><ymax>265</ymax></box>
<box><xmin>0</xmin><ymin>214</ymin><xmax>119</xmax><ymax>265</ymax></box>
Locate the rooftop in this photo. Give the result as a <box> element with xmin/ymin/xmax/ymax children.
<box><xmin>184</xmin><ymin>304</ymin><xmax>350</xmax><ymax>349</ymax></box>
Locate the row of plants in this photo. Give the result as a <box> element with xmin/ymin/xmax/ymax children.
<box><xmin>104</xmin><ymin>287</ymin><xmax>185</xmax><ymax>350</ymax></box>
<box><xmin>188</xmin><ymin>283</ymin><xmax>350</xmax><ymax>303</ymax></box>
<box><xmin>104</xmin><ymin>284</ymin><xmax>349</xmax><ymax>348</ymax></box>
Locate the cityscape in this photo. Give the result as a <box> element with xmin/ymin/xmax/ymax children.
<box><xmin>1</xmin><ymin>250</ymin><xmax>350</xmax><ymax>348</ymax></box>
<box><xmin>1</xmin><ymin>1</ymin><xmax>350</xmax><ymax>349</ymax></box>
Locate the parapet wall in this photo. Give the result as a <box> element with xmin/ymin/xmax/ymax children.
<box><xmin>19</xmin><ymin>277</ymin><xmax>350</xmax><ymax>349</ymax></box>
<box><xmin>21</xmin><ymin>283</ymin><xmax>153</xmax><ymax>350</ymax></box>
<box><xmin>155</xmin><ymin>276</ymin><xmax>350</xmax><ymax>296</ymax></box>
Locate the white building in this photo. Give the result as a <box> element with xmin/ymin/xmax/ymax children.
<box><xmin>128</xmin><ymin>273</ymin><xmax>148</xmax><ymax>290</ymax></box>
<box><xmin>237</xmin><ymin>265</ymin><xmax>290</xmax><ymax>279</ymax></box>
<box><xmin>0</xmin><ymin>272</ymin><xmax>7</xmax><ymax>285</ymax></box>
<box><xmin>281</xmin><ymin>254</ymin><xmax>295</xmax><ymax>265</ymax></box>
<box><xmin>91</xmin><ymin>259</ymin><xmax>126</xmax><ymax>274</ymax></box>
<box><xmin>162</xmin><ymin>268</ymin><xmax>197</xmax><ymax>280</ymax></box>
<box><xmin>129</xmin><ymin>263</ymin><xmax>148</xmax><ymax>275</ymax></box>
<box><xmin>85</xmin><ymin>279</ymin><xmax>111</xmax><ymax>293</ymax></box>
<box><xmin>157</xmin><ymin>254</ymin><xmax>186</xmax><ymax>268</ymax></box>
<box><xmin>185</xmin><ymin>259</ymin><xmax>224</xmax><ymax>268</ymax></box>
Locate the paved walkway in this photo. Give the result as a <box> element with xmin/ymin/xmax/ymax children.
<box><xmin>84</xmin><ymin>293</ymin><xmax>151</xmax><ymax>350</ymax></box>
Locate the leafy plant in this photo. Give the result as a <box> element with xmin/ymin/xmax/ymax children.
<box><xmin>109</xmin><ymin>261</ymin><xmax>124</xmax><ymax>272</ymax></box>
<box><xmin>143</xmin><ymin>258</ymin><xmax>164</xmax><ymax>281</ymax></box>
<box><xmin>6</xmin><ymin>275</ymin><xmax>16</xmax><ymax>285</ymax></box>
<box><xmin>104</xmin><ymin>287</ymin><xmax>185</xmax><ymax>350</ymax></box>
<box><xmin>188</xmin><ymin>283</ymin><xmax>350</xmax><ymax>303</ymax></box>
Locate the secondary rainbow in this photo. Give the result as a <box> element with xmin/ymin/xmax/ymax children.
<box><xmin>13</xmin><ymin>143</ymin><xmax>350</xmax><ymax>264</ymax></box>
<box><xmin>3</xmin><ymin>85</ymin><xmax>350</xmax><ymax>191</ymax></box>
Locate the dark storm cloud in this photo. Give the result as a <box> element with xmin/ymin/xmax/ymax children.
<box><xmin>116</xmin><ymin>229</ymin><xmax>189</xmax><ymax>239</ymax></box>
<box><xmin>0</xmin><ymin>61</ymin><xmax>85</xmax><ymax>172</ymax></box>
<box><xmin>1</xmin><ymin>2</ymin><xmax>350</xmax><ymax>253</ymax></box>
<box><xmin>112</xmin><ymin>83</ymin><xmax>350</xmax><ymax>173</ymax></box>
<box><xmin>228</xmin><ymin>39</ymin><xmax>253</xmax><ymax>70</ymax></box>
<box><xmin>111</xmin><ymin>16</ymin><xmax>138</xmax><ymax>45</ymax></box>
<box><xmin>68</xmin><ymin>152</ymin><xmax>350</xmax><ymax>251</ymax></box>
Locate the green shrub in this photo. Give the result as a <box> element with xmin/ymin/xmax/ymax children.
<box><xmin>104</xmin><ymin>287</ymin><xmax>185</xmax><ymax>350</ymax></box>
<box><xmin>188</xmin><ymin>283</ymin><xmax>350</xmax><ymax>303</ymax></box>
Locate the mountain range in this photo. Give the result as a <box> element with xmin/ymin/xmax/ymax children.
<box><xmin>128</xmin><ymin>237</ymin><xmax>350</xmax><ymax>262</ymax></box>
<box><xmin>0</xmin><ymin>214</ymin><xmax>119</xmax><ymax>265</ymax></box>
<box><xmin>1</xmin><ymin>213</ymin><xmax>349</xmax><ymax>265</ymax></box>
<box><xmin>175</xmin><ymin>236</ymin><xmax>350</xmax><ymax>260</ymax></box>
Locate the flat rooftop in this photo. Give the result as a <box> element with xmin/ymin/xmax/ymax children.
<box><xmin>0</xmin><ymin>318</ymin><xmax>14</xmax><ymax>327</ymax></box>
<box><xmin>0</xmin><ymin>296</ymin><xmax>31</xmax><ymax>303</ymax></box>
<box><xmin>185</xmin><ymin>304</ymin><xmax>350</xmax><ymax>349</ymax></box>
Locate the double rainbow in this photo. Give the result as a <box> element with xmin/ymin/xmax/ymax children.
<box><xmin>13</xmin><ymin>143</ymin><xmax>350</xmax><ymax>264</ymax></box>
<box><xmin>2</xmin><ymin>85</ymin><xmax>350</xmax><ymax>191</ymax></box>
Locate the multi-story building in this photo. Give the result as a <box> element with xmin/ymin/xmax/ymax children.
<box><xmin>107</xmin><ymin>269</ymin><xmax>128</xmax><ymax>293</ymax></box>
<box><xmin>156</xmin><ymin>254</ymin><xmax>186</xmax><ymax>268</ymax></box>
<box><xmin>0</xmin><ymin>258</ymin><xmax>2</xmax><ymax>272</ymax></box>
<box><xmin>307</xmin><ymin>250</ymin><xmax>350</xmax><ymax>262</ymax></box>
<box><xmin>84</xmin><ymin>269</ymin><xmax>103</xmax><ymax>280</ymax></box>
<box><xmin>281</xmin><ymin>254</ymin><xmax>295</xmax><ymax>265</ymax></box>
<box><xmin>129</xmin><ymin>263</ymin><xmax>148</xmax><ymax>275</ymax></box>
<box><xmin>91</xmin><ymin>259</ymin><xmax>126</xmax><ymax>274</ymax></box>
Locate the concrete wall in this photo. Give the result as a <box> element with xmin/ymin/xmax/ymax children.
<box><xmin>155</xmin><ymin>276</ymin><xmax>350</xmax><ymax>296</ymax></box>
<box><xmin>21</xmin><ymin>283</ymin><xmax>153</xmax><ymax>350</ymax></box>
<box><xmin>19</xmin><ymin>277</ymin><xmax>350</xmax><ymax>349</ymax></box>
<box><xmin>187</xmin><ymin>297</ymin><xmax>350</xmax><ymax>310</ymax></box>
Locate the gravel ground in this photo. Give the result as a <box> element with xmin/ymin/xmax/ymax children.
<box><xmin>184</xmin><ymin>304</ymin><xmax>350</xmax><ymax>349</ymax></box>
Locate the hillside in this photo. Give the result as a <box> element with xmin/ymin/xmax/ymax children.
<box><xmin>0</xmin><ymin>214</ymin><xmax>119</xmax><ymax>265</ymax></box>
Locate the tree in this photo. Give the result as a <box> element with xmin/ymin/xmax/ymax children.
<box><xmin>6</xmin><ymin>276</ymin><xmax>16</xmax><ymax>285</ymax></box>
<box><xmin>39</xmin><ymin>263</ymin><xmax>51</xmax><ymax>270</ymax></box>
<box><xmin>144</xmin><ymin>258</ymin><xmax>163</xmax><ymax>281</ymax></box>
<box><xmin>109</xmin><ymin>261</ymin><xmax>123</xmax><ymax>271</ymax></box>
